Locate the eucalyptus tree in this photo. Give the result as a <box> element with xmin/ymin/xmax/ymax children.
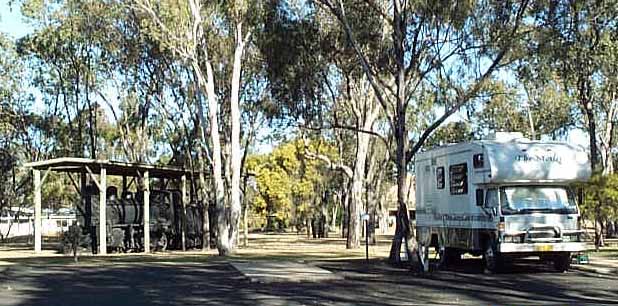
<box><xmin>93</xmin><ymin>2</ymin><xmax>175</xmax><ymax>164</ymax></box>
<box><xmin>261</xmin><ymin>0</ymin><xmax>392</xmax><ymax>249</ymax></box>
<box><xmin>473</xmin><ymin>81</ymin><xmax>529</xmax><ymax>136</ymax></box>
<box><xmin>314</xmin><ymin>0</ymin><xmax>531</xmax><ymax>263</ymax></box>
<box><xmin>133</xmin><ymin>0</ymin><xmax>263</xmax><ymax>255</ymax></box>
<box><xmin>525</xmin><ymin>0</ymin><xmax>618</xmax><ymax>172</ymax></box>
<box><xmin>0</xmin><ymin>31</ymin><xmax>74</xmax><ymax>238</ymax></box>
<box><xmin>17</xmin><ymin>0</ymin><xmax>124</xmax><ymax>159</ymax></box>
<box><xmin>523</xmin><ymin>0</ymin><xmax>618</xmax><ymax>248</ymax></box>
<box><xmin>246</xmin><ymin>138</ymin><xmax>338</xmax><ymax>233</ymax></box>
<box><xmin>364</xmin><ymin>134</ymin><xmax>393</xmax><ymax>243</ymax></box>
<box><xmin>425</xmin><ymin>121</ymin><xmax>473</xmax><ymax>147</ymax></box>
<box><xmin>0</xmin><ymin>32</ymin><xmax>35</xmax><ymax>232</ymax></box>
<box><xmin>515</xmin><ymin>70</ymin><xmax>575</xmax><ymax>140</ymax></box>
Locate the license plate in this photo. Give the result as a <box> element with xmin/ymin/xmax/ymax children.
<box><xmin>535</xmin><ymin>244</ymin><xmax>554</xmax><ymax>252</ymax></box>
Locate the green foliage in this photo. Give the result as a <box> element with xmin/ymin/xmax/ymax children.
<box><xmin>474</xmin><ymin>80</ymin><xmax>529</xmax><ymax>137</ymax></box>
<box><xmin>258</xmin><ymin>0</ymin><xmax>332</xmax><ymax>122</ymax></box>
<box><xmin>6</xmin><ymin>0</ymin><xmax>618</xmax><ymax>241</ymax></box>
<box><xmin>578</xmin><ymin>174</ymin><xmax>618</xmax><ymax>221</ymax></box>
<box><xmin>425</xmin><ymin>121</ymin><xmax>473</xmax><ymax>147</ymax></box>
<box><xmin>0</xmin><ymin>31</ymin><xmax>37</xmax><ymax>210</ymax></box>
<box><xmin>520</xmin><ymin>0</ymin><xmax>618</xmax><ymax>169</ymax></box>
<box><xmin>246</xmin><ymin>138</ymin><xmax>337</xmax><ymax>228</ymax></box>
<box><xmin>41</xmin><ymin>172</ymin><xmax>78</xmax><ymax>210</ymax></box>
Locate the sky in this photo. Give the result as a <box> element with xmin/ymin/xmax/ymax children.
<box><xmin>0</xmin><ymin>1</ymin><xmax>590</xmax><ymax>151</ymax></box>
<box><xmin>0</xmin><ymin>1</ymin><xmax>33</xmax><ymax>39</ymax></box>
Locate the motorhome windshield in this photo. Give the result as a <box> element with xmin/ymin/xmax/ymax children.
<box><xmin>500</xmin><ymin>186</ymin><xmax>577</xmax><ymax>215</ymax></box>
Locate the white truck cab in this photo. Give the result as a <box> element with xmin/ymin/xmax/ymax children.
<box><xmin>415</xmin><ymin>132</ymin><xmax>590</xmax><ymax>272</ymax></box>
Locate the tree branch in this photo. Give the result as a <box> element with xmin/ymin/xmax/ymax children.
<box><xmin>298</xmin><ymin>123</ymin><xmax>389</xmax><ymax>147</ymax></box>
<box><xmin>303</xmin><ymin>146</ymin><xmax>353</xmax><ymax>178</ymax></box>
<box><xmin>315</xmin><ymin>0</ymin><xmax>395</xmax><ymax>129</ymax></box>
<box><xmin>405</xmin><ymin>0</ymin><xmax>530</xmax><ymax>163</ymax></box>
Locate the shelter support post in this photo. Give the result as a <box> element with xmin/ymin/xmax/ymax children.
<box><xmin>99</xmin><ymin>168</ymin><xmax>107</xmax><ymax>255</ymax></box>
<box><xmin>81</xmin><ymin>172</ymin><xmax>90</xmax><ymax>229</ymax></box>
<box><xmin>143</xmin><ymin>171</ymin><xmax>150</xmax><ymax>253</ymax></box>
<box><xmin>33</xmin><ymin>168</ymin><xmax>50</xmax><ymax>253</ymax></box>
<box><xmin>181</xmin><ymin>175</ymin><xmax>187</xmax><ymax>251</ymax></box>
<box><xmin>33</xmin><ymin>170</ymin><xmax>41</xmax><ymax>253</ymax></box>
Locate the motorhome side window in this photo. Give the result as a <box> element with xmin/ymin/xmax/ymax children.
<box><xmin>473</xmin><ymin>153</ymin><xmax>484</xmax><ymax>168</ymax></box>
<box><xmin>436</xmin><ymin>167</ymin><xmax>445</xmax><ymax>189</ymax></box>
<box><xmin>486</xmin><ymin>188</ymin><xmax>498</xmax><ymax>207</ymax></box>
<box><xmin>449</xmin><ymin>163</ymin><xmax>468</xmax><ymax>195</ymax></box>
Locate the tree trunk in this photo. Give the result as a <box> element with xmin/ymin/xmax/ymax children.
<box><xmin>200</xmin><ymin>60</ymin><xmax>230</xmax><ymax>256</ymax></box>
<box><xmin>595</xmin><ymin>204</ymin><xmax>604</xmax><ymax>250</ymax></box>
<box><xmin>347</xmin><ymin>131</ymin><xmax>370</xmax><ymax>249</ymax></box>
<box><xmin>197</xmin><ymin>152</ymin><xmax>210</xmax><ymax>250</ymax></box>
<box><xmin>587</xmin><ymin>107</ymin><xmax>599</xmax><ymax>172</ymax></box>
<box><xmin>322</xmin><ymin>197</ymin><xmax>329</xmax><ymax>238</ymax></box>
<box><xmin>228</xmin><ymin>23</ymin><xmax>247</xmax><ymax>251</ymax></box>
<box><xmin>342</xmin><ymin>189</ymin><xmax>349</xmax><ymax>238</ymax></box>
<box><xmin>389</xmin><ymin>0</ymin><xmax>413</xmax><ymax>264</ymax></box>
<box><xmin>331</xmin><ymin>193</ymin><xmax>338</xmax><ymax>231</ymax></box>
<box><xmin>305</xmin><ymin>217</ymin><xmax>311</xmax><ymax>238</ymax></box>
<box><xmin>243</xmin><ymin>199</ymin><xmax>248</xmax><ymax>247</ymax></box>
<box><xmin>580</xmin><ymin>77</ymin><xmax>599</xmax><ymax>172</ymax></box>
<box><xmin>190</xmin><ymin>56</ymin><xmax>214</xmax><ymax>251</ymax></box>
<box><xmin>341</xmin><ymin>184</ymin><xmax>350</xmax><ymax>238</ymax></box>
<box><xmin>601</xmin><ymin>98</ymin><xmax>616</xmax><ymax>175</ymax></box>
<box><xmin>366</xmin><ymin>137</ymin><xmax>386</xmax><ymax>244</ymax></box>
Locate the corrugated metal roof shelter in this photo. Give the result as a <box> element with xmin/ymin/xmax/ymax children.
<box><xmin>24</xmin><ymin>158</ymin><xmax>196</xmax><ymax>255</ymax></box>
<box><xmin>25</xmin><ymin>158</ymin><xmax>194</xmax><ymax>178</ymax></box>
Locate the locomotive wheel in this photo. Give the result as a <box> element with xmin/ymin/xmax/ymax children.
<box><xmin>159</xmin><ymin>234</ymin><xmax>168</xmax><ymax>251</ymax></box>
<box><xmin>151</xmin><ymin>233</ymin><xmax>169</xmax><ymax>251</ymax></box>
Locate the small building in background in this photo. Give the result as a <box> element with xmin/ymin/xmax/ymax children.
<box><xmin>0</xmin><ymin>206</ymin><xmax>76</xmax><ymax>240</ymax></box>
<box><xmin>381</xmin><ymin>175</ymin><xmax>415</xmax><ymax>235</ymax></box>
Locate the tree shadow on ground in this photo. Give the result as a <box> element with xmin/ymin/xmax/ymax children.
<box><xmin>312</xmin><ymin>258</ymin><xmax>618</xmax><ymax>305</ymax></box>
<box><xmin>1</xmin><ymin>262</ymin><xmax>257</xmax><ymax>306</ymax></box>
<box><xmin>1</xmin><ymin>256</ymin><xmax>617</xmax><ymax>306</ymax></box>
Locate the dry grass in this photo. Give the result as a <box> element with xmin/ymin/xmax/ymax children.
<box><xmin>0</xmin><ymin>232</ymin><xmax>393</xmax><ymax>266</ymax></box>
<box><xmin>233</xmin><ymin>232</ymin><xmax>393</xmax><ymax>261</ymax></box>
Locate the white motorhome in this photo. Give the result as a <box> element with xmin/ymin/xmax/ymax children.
<box><xmin>415</xmin><ymin>132</ymin><xmax>591</xmax><ymax>272</ymax></box>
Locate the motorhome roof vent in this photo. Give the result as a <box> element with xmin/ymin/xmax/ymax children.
<box><xmin>487</xmin><ymin>132</ymin><xmax>526</xmax><ymax>143</ymax></box>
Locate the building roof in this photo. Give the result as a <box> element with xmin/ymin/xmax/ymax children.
<box><xmin>24</xmin><ymin>157</ymin><xmax>197</xmax><ymax>179</ymax></box>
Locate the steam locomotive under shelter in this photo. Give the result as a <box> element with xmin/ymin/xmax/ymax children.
<box><xmin>25</xmin><ymin>158</ymin><xmax>206</xmax><ymax>254</ymax></box>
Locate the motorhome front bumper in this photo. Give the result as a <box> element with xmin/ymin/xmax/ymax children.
<box><xmin>499</xmin><ymin>242</ymin><xmax>586</xmax><ymax>253</ymax></box>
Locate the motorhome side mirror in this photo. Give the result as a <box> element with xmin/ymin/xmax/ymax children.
<box><xmin>475</xmin><ymin>189</ymin><xmax>484</xmax><ymax>207</ymax></box>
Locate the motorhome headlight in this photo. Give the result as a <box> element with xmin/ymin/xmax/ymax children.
<box><xmin>502</xmin><ymin>234</ymin><xmax>522</xmax><ymax>243</ymax></box>
<box><xmin>562</xmin><ymin>233</ymin><xmax>579</xmax><ymax>242</ymax></box>
<box><xmin>562</xmin><ymin>235</ymin><xmax>572</xmax><ymax>242</ymax></box>
<box><xmin>498</xmin><ymin>222</ymin><xmax>505</xmax><ymax>232</ymax></box>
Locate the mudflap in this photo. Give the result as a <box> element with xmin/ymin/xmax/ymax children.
<box><xmin>417</xmin><ymin>244</ymin><xmax>430</xmax><ymax>273</ymax></box>
<box><xmin>416</xmin><ymin>226</ymin><xmax>432</xmax><ymax>273</ymax></box>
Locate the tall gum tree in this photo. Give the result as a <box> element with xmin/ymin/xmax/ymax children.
<box><xmin>524</xmin><ymin>0</ymin><xmax>618</xmax><ymax>248</ymax></box>
<box><xmin>133</xmin><ymin>0</ymin><xmax>259</xmax><ymax>255</ymax></box>
<box><xmin>305</xmin><ymin>78</ymin><xmax>380</xmax><ymax>248</ymax></box>
<box><xmin>260</xmin><ymin>1</ymin><xmax>386</xmax><ymax>249</ymax></box>
<box><xmin>315</xmin><ymin>0</ymin><xmax>531</xmax><ymax>264</ymax></box>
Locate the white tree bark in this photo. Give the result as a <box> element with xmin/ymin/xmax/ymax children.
<box><xmin>202</xmin><ymin>61</ymin><xmax>230</xmax><ymax>255</ymax></box>
<box><xmin>135</xmin><ymin>0</ymin><xmax>253</xmax><ymax>255</ymax></box>
<box><xmin>600</xmin><ymin>95</ymin><xmax>616</xmax><ymax>175</ymax></box>
<box><xmin>347</xmin><ymin>79</ymin><xmax>380</xmax><ymax>248</ymax></box>
<box><xmin>348</xmin><ymin>132</ymin><xmax>369</xmax><ymax>248</ymax></box>
<box><xmin>190</xmin><ymin>53</ymin><xmax>228</xmax><ymax>255</ymax></box>
<box><xmin>229</xmin><ymin>23</ymin><xmax>249</xmax><ymax>250</ymax></box>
